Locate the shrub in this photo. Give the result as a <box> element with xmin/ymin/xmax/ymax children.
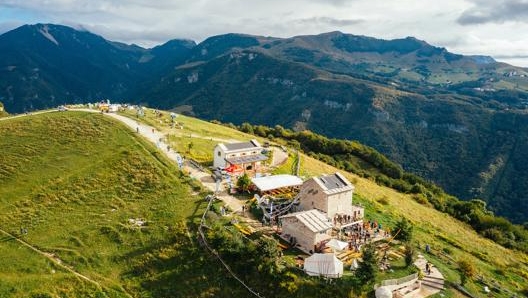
<box><xmin>377</xmin><ymin>196</ymin><xmax>389</xmax><ymax>205</ymax></box>
<box><xmin>458</xmin><ymin>258</ymin><xmax>476</xmax><ymax>285</ymax></box>
<box><xmin>393</xmin><ymin>217</ymin><xmax>413</xmax><ymax>242</ymax></box>
<box><xmin>404</xmin><ymin>243</ymin><xmax>415</xmax><ymax>267</ymax></box>
<box><xmin>412</xmin><ymin>194</ymin><xmax>428</xmax><ymax>205</ymax></box>
<box><xmin>236</xmin><ymin>173</ymin><xmax>252</xmax><ymax>192</ymax></box>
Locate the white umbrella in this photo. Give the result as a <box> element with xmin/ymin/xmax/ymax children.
<box><xmin>326</xmin><ymin>239</ymin><xmax>348</xmax><ymax>252</ymax></box>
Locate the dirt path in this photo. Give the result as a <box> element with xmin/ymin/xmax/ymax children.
<box><xmin>271</xmin><ymin>147</ymin><xmax>288</xmax><ymax>167</ymax></box>
<box><xmin>0</xmin><ymin>229</ymin><xmax>103</xmax><ymax>289</ymax></box>
<box><xmin>0</xmin><ymin>109</ymin><xmax>56</xmax><ymax>121</ymax></box>
<box><xmin>102</xmin><ymin>113</ymin><xmax>249</xmax><ymax>213</ymax></box>
<box><xmin>3</xmin><ymin>109</ymin><xmax>266</xmax><ymax>214</ymax></box>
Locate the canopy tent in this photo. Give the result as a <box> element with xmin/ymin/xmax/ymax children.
<box><xmin>326</xmin><ymin>239</ymin><xmax>348</xmax><ymax>252</ymax></box>
<box><xmin>224</xmin><ymin>164</ymin><xmax>243</xmax><ymax>174</ymax></box>
<box><xmin>251</xmin><ymin>174</ymin><xmax>303</xmax><ymax>192</ymax></box>
<box><xmin>303</xmin><ymin>253</ymin><xmax>343</xmax><ymax>278</ymax></box>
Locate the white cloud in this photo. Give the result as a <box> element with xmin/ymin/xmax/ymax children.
<box><xmin>1</xmin><ymin>0</ymin><xmax>528</xmax><ymax>66</ymax></box>
<box><xmin>458</xmin><ymin>0</ymin><xmax>528</xmax><ymax>25</ymax></box>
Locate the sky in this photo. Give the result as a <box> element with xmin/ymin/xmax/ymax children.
<box><xmin>1</xmin><ymin>0</ymin><xmax>528</xmax><ymax>66</ymax></box>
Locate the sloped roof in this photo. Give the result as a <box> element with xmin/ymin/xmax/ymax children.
<box><xmin>225</xmin><ymin>154</ymin><xmax>268</xmax><ymax>165</ymax></box>
<box><xmin>280</xmin><ymin>209</ymin><xmax>333</xmax><ymax>232</ymax></box>
<box><xmin>313</xmin><ymin>172</ymin><xmax>354</xmax><ymax>194</ymax></box>
<box><xmin>251</xmin><ymin>174</ymin><xmax>303</xmax><ymax>192</ymax></box>
<box><xmin>223</xmin><ymin>139</ymin><xmax>261</xmax><ymax>151</ymax></box>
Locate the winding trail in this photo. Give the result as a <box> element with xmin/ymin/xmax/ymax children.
<box><xmin>98</xmin><ymin>112</ymin><xmax>249</xmax><ymax>213</ymax></box>
<box><xmin>0</xmin><ymin>229</ymin><xmax>102</xmax><ymax>288</ymax></box>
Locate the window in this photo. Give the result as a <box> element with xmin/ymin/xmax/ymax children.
<box><xmin>217</xmin><ymin>151</ymin><xmax>221</xmax><ymax>157</ymax></box>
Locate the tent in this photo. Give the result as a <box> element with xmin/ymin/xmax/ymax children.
<box><xmin>375</xmin><ymin>286</ymin><xmax>392</xmax><ymax>298</ymax></box>
<box><xmin>303</xmin><ymin>253</ymin><xmax>343</xmax><ymax>278</ymax></box>
<box><xmin>350</xmin><ymin>258</ymin><xmax>359</xmax><ymax>270</ymax></box>
<box><xmin>326</xmin><ymin>239</ymin><xmax>348</xmax><ymax>252</ymax></box>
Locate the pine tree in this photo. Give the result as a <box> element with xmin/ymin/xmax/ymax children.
<box><xmin>356</xmin><ymin>243</ymin><xmax>377</xmax><ymax>284</ymax></box>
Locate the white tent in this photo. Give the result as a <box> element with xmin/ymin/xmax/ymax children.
<box><xmin>375</xmin><ymin>286</ymin><xmax>393</xmax><ymax>298</ymax></box>
<box><xmin>350</xmin><ymin>258</ymin><xmax>359</xmax><ymax>270</ymax></box>
<box><xmin>326</xmin><ymin>239</ymin><xmax>348</xmax><ymax>251</ymax></box>
<box><xmin>304</xmin><ymin>253</ymin><xmax>343</xmax><ymax>278</ymax></box>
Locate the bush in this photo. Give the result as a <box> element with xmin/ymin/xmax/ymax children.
<box><xmin>394</xmin><ymin>217</ymin><xmax>413</xmax><ymax>242</ymax></box>
<box><xmin>458</xmin><ymin>258</ymin><xmax>476</xmax><ymax>285</ymax></box>
<box><xmin>236</xmin><ymin>173</ymin><xmax>252</xmax><ymax>192</ymax></box>
<box><xmin>377</xmin><ymin>196</ymin><xmax>389</xmax><ymax>205</ymax></box>
<box><xmin>404</xmin><ymin>243</ymin><xmax>415</xmax><ymax>267</ymax></box>
<box><xmin>412</xmin><ymin>194</ymin><xmax>428</xmax><ymax>205</ymax></box>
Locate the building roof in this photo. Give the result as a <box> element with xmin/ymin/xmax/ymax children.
<box><xmin>223</xmin><ymin>139</ymin><xmax>261</xmax><ymax>151</ymax></box>
<box><xmin>313</xmin><ymin>172</ymin><xmax>354</xmax><ymax>194</ymax></box>
<box><xmin>251</xmin><ymin>174</ymin><xmax>303</xmax><ymax>192</ymax></box>
<box><xmin>225</xmin><ymin>154</ymin><xmax>268</xmax><ymax>165</ymax></box>
<box><xmin>280</xmin><ymin>209</ymin><xmax>333</xmax><ymax>233</ymax></box>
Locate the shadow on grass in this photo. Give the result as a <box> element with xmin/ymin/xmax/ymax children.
<box><xmin>120</xmin><ymin>228</ymin><xmax>248</xmax><ymax>297</ymax></box>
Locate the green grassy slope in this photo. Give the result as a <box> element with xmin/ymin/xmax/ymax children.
<box><xmin>0</xmin><ymin>111</ymin><xmax>247</xmax><ymax>297</ymax></box>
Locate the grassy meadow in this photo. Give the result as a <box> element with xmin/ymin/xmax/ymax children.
<box><xmin>0</xmin><ymin>111</ymin><xmax>248</xmax><ymax>297</ymax></box>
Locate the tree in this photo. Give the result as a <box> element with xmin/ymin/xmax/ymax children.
<box><xmin>255</xmin><ymin>237</ymin><xmax>281</xmax><ymax>274</ymax></box>
<box><xmin>187</xmin><ymin>142</ymin><xmax>194</xmax><ymax>154</ymax></box>
<box><xmin>404</xmin><ymin>243</ymin><xmax>415</xmax><ymax>267</ymax></box>
<box><xmin>458</xmin><ymin>258</ymin><xmax>476</xmax><ymax>285</ymax></box>
<box><xmin>356</xmin><ymin>243</ymin><xmax>377</xmax><ymax>285</ymax></box>
<box><xmin>393</xmin><ymin>217</ymin><xmax>413</xmax><ymax>242</ymax></box>
<box><xmin>237</xmin><ymin>173</ymin><xmax>252</xmax><ymax>192</ymax></box>
<box><xmin>239</xmin><ymin>122</ymin><xmax>254</xmax><ymax>134</ymax></box>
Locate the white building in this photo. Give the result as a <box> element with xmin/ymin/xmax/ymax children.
<box><xmin>280</xmin><ymin>209</ymin><xmax>333</xmax><ymax>253</ymax></box>
<box><xmin>213</xmin><ymin>140</ymin><xmax>268</xmax><ymax>174</ymax></box>
<box><xmin>298</xmin><ymin>172</ymin><xmax>364</xmax><ymax>224</ymax></box>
